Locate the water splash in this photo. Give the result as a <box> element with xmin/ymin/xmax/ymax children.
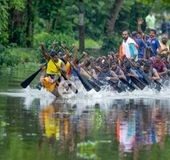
<box><xmin>0</xmin><ymin>83</ymin><xmax>170</xmax><ymax>108</ymax></box>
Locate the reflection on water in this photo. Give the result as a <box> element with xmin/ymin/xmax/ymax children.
<box><xmin>35</xmin><ymin>99</ymin><xmax>170</xmax><ymax>160</ymax></box>
<box><xmin>0</xmin><ymin>69</ymin><xmax>170</xmax><ymax>160</ymax></box>
<box><xmin>1</xmin><ymin>95</ymin><xmax>170</xmax><ymax>159</ymax></box>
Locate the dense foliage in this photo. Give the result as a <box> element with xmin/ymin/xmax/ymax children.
<box><xmin>0</xmin><ymin>0</ymin><xmax>169</xmax><ymax>65</ymax></box>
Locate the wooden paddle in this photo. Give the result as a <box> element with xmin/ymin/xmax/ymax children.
<box><xmin>129</xmin><ymin>75</ymin><xmax>146</xmax><ymax>90</ymax></box>
<box><xmin>20</xmin><ymin>44</ymin><xmax>64</xmax><ymax>89</ymax></box>
<box><xmin>108</xmin><ymin>80</ymin><xmax>125</xmax><ymax>93</ymax></box>
<box><xmin>20</xmin><ymin>64</ymin><xmax>46</xmax><ymax>88</ymax></box>
<box><xmin>83</xmin><ymin>67</ymin><xmax>104</xmax><ymax>86</ymax></box>
<box><xmin>131</xmin><ymin>64</ymin><xmax>162</xmax><ymax>90</ymax></box>
<box><xmin>122</xmin><ymin>59</ymin><xmax>146</xmax><ymax>90</ymax></box>
<box><xmin>154</xmin><ymin>80</ymin><xmax>162</xmax><ymax>91</ymax></box>
<box><xmin>87</xmin><ymin>79</ymin><xmax>101</xmax><ymax>92</ymax></box>
<box><xmin>47</xmin><ymin>52</ymin><xmax>80</xmax><ymax>94</ymax></box>
<box><xmin>94</xmin><ymin>65</ymin><xmax>134</xmax><ymax>92</ymax></box>
<box><xmin>119</xmin><ymin>78</ymin><xmax>136</xmax><ymax>91</ymax></box>
<box><xmin>137</xmin><ymin>69</ymin><xmax>162</xmax><ymax>88</ymax></box>
<box><xmin>78</xmin><ymin>68</ymin><xmax>101</xmax><ymax>92</ymax></box>
<box><xmin>60</xmin><ymin>46</ymin><xmax>94</xmax><ymax>92</ymax></box>
<box><xmin>72</xmin><ymin>67</ymin><xmax>92</xmax><ymax>91</ymax></box>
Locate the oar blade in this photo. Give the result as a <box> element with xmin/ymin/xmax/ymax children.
<box><xmin>119</xmin><ymin>78</ymin><xmax>136</xmax><ymax>91</ymax></box>
<box><xmin>73</xmin><ymin>68</ymin><xmax>92</xmax><ymax>91</ymax></box>
<box><xmin>20</xmin><ymin>68</ymin><xmax>42</xmax><ymax>88</ymax></box>
<box><xmin>130</xmin><ymin>76</ymin><xmax>146</xmax><ymax>90</ymax></box>
<box><xmin>87</xmin><ymin>79</ymin><xmax>101</xmax><ymax>92</ymax></box>
<box><xmin>108</xmin><ymin>80</ymin><xmax>124</xmax><ymax>93</ymax></box>
<box><xmin>154</xmin><ymin>80</ymin><xmax>162</xmax><ymax>91</ymax></box>
<box><xmin>92</xmin><ymin>78</ymin><xmax>104</xmax><ymax>86</ymax></box>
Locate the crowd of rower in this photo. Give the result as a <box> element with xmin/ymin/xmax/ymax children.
<box><xmin>38</xmin><ymin>28</ymin><xmax>170</xmax><ymax>95</ymax></box>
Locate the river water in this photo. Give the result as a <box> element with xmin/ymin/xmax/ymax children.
<box><xmin>0</xmin><ymin>68</ymin><xmax>170</xmax><ymax>160</ymax></box>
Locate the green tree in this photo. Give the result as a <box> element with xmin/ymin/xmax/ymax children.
<box><xmin>25</xmin><ymin>0</ymin><xmax>34</xmax><ymax>47</ymax></box>
<box><xmin>0</xmin><ymin>0</ymin><xmax>9</xmax><ymax>45</ymax></box>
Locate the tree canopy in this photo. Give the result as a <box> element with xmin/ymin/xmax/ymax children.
<box><xmin>0</xmin><ymin>0</ymin><xmax>169</xmax><ymax>50</ymax></box>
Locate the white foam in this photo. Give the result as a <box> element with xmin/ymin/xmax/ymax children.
<box><xmin>0</xmin><ymin>84</ymin><xmax>170</xmax><ymax>109</ymax></box>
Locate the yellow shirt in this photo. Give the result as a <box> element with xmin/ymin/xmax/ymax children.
<box><xmin>46</xmin><ymin>59</ymin><xmax>63</xmax><ymax>76</ymax></box>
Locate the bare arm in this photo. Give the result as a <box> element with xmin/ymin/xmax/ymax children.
<box><xmin>152</xmin><ymin>68</ymin><xmax>160</xmax><ymax>80</ymax></box>
<box><xmin>80</xmin><ymin>68</ymin><xmax>91</xmax><ymax>79</ymax></box>
<box><xmin>109</xmin><ymin>71</ymin><xmax>119</xmax><ymax>81</ymax></box>
<box><xmin>40</xmin><ymin>43</ymin><xmax>50</xmax><ymax>61</ymax></box>
<box><xmin>158</xmin><ymin>66</ymin><xmax>167</xmax><ymax>76</ymax></box>
<box><xmin>118</xmin><ymin>69</ymin><xmax>126</xmax><ymax>80</ymax></box>
<box><xmin>137</xmin><ymin>18</ymin><xmax>143</xmax><ymax>32</ymax></box>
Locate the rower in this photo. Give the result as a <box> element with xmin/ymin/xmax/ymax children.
<box><xmin>97</xmin><ymin>61</ymin><xmax>124</xmax><ymax>92</ymax></box>
<box><xmin>152</xmin><ymin>55</ymin><xmax>168</xmax><ymax>77</ymax></box>
<box><xmin>40</xmin><ymin>44</ymin><xmax>65</xmax><ymax>96</ymax></box>
<box><xmin>142</xmin><ymin>62</ymin><xmax>160</xmax><ymax>81</ymax></box>
<box><xmin>111</xmin><ymin>61</ymin><xmax>126</xmax><ymax>80</ymax></box>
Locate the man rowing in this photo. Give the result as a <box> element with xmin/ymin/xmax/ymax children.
<box><xmin>142</xmin><ymin>62</ymin><xmax>160</xmax><ymax>81</ymax></box>
<box><xmin>39</xmin><ymin>44</ymin><xmax>66</xmax><ymax>96</ymax></box>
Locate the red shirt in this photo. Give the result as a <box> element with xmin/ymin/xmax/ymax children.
<box><xmin>152</xmin><ymin>59</ymin><xmax>166</xmax><ymax>72</ymax></box>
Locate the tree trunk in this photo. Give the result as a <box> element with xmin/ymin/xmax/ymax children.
<box><xmin>106</xmin><ymin>0</ymin><xmax>124</xmax><ymax>35</ymax></box>
<box><xmin>8</xmin><ymin>8</ymin><xmax>25</xmax><ymax>46</ymax></box>
<box><xmin>78</xmin><ymin>0</ymin><xmax>85</xmax><ymax>53</ymax></box>
<box><xmin>79</xmin><ymin>14</ymin><xmax>85</xmax><ymax>53</ymax></box>
<box><xmin>25</xmin><ymin>0</ymin><xmax>34</xmax><ymax>47</ymax></box>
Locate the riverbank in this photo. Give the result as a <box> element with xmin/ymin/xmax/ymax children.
<box><xmin>0</xmin><ymin>47</ymin><xmax>39</xmax><ymax>67</ymax></box>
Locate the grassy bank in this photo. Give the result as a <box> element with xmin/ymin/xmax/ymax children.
<box><xmin>0</xmin><ymin>35</ymin><xmax>103</xmax><ymax>67</ymax></box>
<box><xmin>0</xmin><ymin>47</ymin><xmax>40</xmax><ymax>67</ymax></box>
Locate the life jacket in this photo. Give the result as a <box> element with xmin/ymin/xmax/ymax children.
<box><xmin>41</xmin><ymin>76</ymin><xmax>57</xmax><ymax>92</ymax></box>
<box><xmin>46</xmin><ymin>59</ymin><xmax>63</xmax><ymax>76</ymax></box>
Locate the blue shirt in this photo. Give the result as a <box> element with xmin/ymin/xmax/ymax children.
<box><xmin>146</xmin><ymin>38</ymin><xmax>160</xmax><ymax>56</ymax></box>
<box><xmin>135</xmin><ymin>38</ymin><xmax>146</xmax><ymax>58</ymax></box>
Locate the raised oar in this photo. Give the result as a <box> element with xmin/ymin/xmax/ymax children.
<box><xmin>121</xmin><ymin>69</ymin><xmax>146</xmax><ymax>90</ymax></box>
<box><xmin>134</xmin><ymin>69</ymin><xmax>150</xmax><ymax>85</ymax></box>
<box><xmin>60</xmin><ymin>51</ymin><xmax>92</xmax><ymax>93</ymax></box>
<box><xmin>60</xmin><ymin>46</ymin><xmax>93</xmax><ymax>92</ymax></box>
<box><xmin>20</xmin><ymin>64</ymin><xmax>46</xmax><ymax>88</ymax></box>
